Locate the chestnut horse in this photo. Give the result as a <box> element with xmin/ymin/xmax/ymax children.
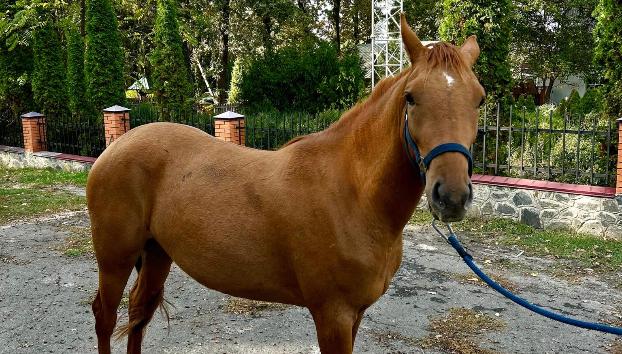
<box><xmin>88</xmin><ymin>15</ymin><xmax>484</xmax><ymax>354</ymax></box>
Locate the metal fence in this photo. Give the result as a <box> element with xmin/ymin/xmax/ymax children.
<box><xmin>45</xmin><ymin>114</ymin><xmax>106</xmax><ymax>157</ymax></box>
<box><xmin>472</xmin><ymin>104</ymin><xmax>617</xmax><ymax>187</ymax></box>
<box><xmin>2</xmin><ymin>103</ymin><xmax>617</xmax><ymax>187</ymax></box>
<box><xmin>0</xmin><ymin>110</ymin><xmax>23</xmax><ymax>147</ymax></box>
<box><xmin>243</xmin><ymin>111</ymin><xmax>340</xmax><ymax>150</ymax></box>
<box><xmin>130</xmin><ymin>104</ymin><xmax>215</xmax><ymax>136</ymax></box>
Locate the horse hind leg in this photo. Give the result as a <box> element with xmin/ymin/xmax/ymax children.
<box><xmin>92</xmin><ymin>256</ymin><xmax>137</xmax><ymax>354</ymax></box>
<box><xmin>117</xmin><ymin>239</ymin><xmax>172</xmax><ymax>354</ymax></box>
<box><xmin>91</xmin><ymin>218</ymin><xmax>146</xmax><ymax>354</ymax></box>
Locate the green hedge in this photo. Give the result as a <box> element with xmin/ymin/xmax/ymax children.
<box><xmin>229</xmin><ymin>41</ymin><xmax>365</xmax><ymax>113</ymax></box>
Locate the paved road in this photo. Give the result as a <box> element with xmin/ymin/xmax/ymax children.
<box><xmin>0</xmin><ymin>211</ymin><xmax>620</xmax><ymax>353</ymax></box>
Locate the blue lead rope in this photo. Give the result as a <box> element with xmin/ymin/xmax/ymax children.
<box><xmin>432</xmin><ymin>221</ymin><xmax>622</xmax><ymax>336</ymax></box>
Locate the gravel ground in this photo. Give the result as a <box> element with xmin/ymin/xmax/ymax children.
<box><xmin>0</xmin><ymin>211</ymin><xmax>620</xmax><ymax>353</ymax></box>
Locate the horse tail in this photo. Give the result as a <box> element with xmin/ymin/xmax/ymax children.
<box><xmin>113</xmin><ymin>242</ymin><xmax>173</xmax><ymax>340</ymax></box>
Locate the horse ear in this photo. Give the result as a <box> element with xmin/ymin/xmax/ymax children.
<box><xmin>460</xmin><ymin>35</ymin><xmax>480</xmax><ymax>67</ymax></box>
<box><xmin>400</xmin><ymin>13</ymin><xmax>424</xmax><ymax>65</ymax></box>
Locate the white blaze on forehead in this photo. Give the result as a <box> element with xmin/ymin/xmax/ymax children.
<box><xmin>443</xmin><ymin>72</ymin><xmax>455</xmax><ymax>87</ymax></box>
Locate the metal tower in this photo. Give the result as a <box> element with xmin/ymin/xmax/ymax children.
<box><xmin>371</xmin><ymin>0</ymin><xmax>404</xmax><ymax>88</ymax></box>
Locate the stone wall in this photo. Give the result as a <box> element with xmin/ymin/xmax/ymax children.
<box><xmin>0</xmin><ymin>146</ymin><xmax>92</xmax><ymax>172</ymax></box>
<box><xmin>467</xmin><ymin>184</ymin><xmax>622</xmax><ymax>239</ymax></box>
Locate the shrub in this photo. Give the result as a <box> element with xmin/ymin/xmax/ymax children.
<box><xmin>593</xmin><ymin>0</ymin><xmax>622</xmax><ymax>118</ymax></box>
<box><xmin>229</xmin><ymin>41</ymin><xmax>365</xmax><ymax>113</ymax></box>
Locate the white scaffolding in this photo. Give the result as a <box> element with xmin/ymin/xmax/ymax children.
<box><xmin>371</xmin><ymin>0</ymin><xmax>404</xmax><ymax>88</ymax></box>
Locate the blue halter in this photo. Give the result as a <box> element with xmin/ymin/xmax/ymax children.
<box><xmin>402</xmin><ymin>110</ymin><xmax>473</xmax><ymax>183</ymax></box>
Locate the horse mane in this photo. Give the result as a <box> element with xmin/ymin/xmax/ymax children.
<box><xmin>278</xmin><ymin>71</ymin><xmax>411</xmax><ymax>149</ymax></box>
<box><xmin>424</xmin><ymin>42</ymin><xmax>470</xmax><ymax>80</ymax></box>
<box><xmin>279</xmin><ymin>41</ymin><xmax>470</xmax><ymax>148</ymax></box>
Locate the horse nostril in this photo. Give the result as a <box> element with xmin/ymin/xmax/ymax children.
<box><xmin>432</xmin><ymin>181</ymin><xmax>444</xmax><ymax>208</ymax></box>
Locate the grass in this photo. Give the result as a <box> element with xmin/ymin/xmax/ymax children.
<box><xmin>224</xmin><ymin>297</ymin><xmax>289</xmax><ymax>316</ymax></box>
<box><xmin>459</xmin><ymin>217</ymin><xmax>622</xmax><ymax>272</ymax></box>
<box><xmin>409</xmin><ymin>209</ymin><xmax>622</xmax><ymax>272</ymax></box>
<box><xmin>0</xmin><ymin>188</ymin><xmax>85</xmax><ymax>223</ymax></box>
<box><xmin>409</xmin><ymin>208</ymin><xmax>434</xmax><ymax>224</ymax></box>
<box><xmin>0</xmin><ymin>167</ymin><xmax>88</xmax><ymax>223</ymax></box>
<box><xmin>368</xmin><ymin>308</ymin><xmax>505</xmax><ymax>354</ymax></box>
<box><xmin>0</xmin><ymin>167</ymin><xmax>88</xmax><ymax>188</ymax></box>
<box><xmin>58</xmin><ymin>226</ymin><xmax>93</xmax><ymax>257</ymax></box>
<box><xmin>419</xmin><ymin>308</ymin><xmax>505</xmax><ymax>354</ymax></box>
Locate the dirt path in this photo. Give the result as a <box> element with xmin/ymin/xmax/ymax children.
<box><xmin>0</xmin><ymin>212</ymin><xmax>620</xmax><ymax>353</ymax></box>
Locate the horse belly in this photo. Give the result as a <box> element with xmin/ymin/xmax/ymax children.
<box><xmin>152</xmin><ymin>215</ymin><xmax>303</xmax><ymax>306</ymax></box>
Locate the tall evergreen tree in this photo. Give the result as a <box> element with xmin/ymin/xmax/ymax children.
<box><xmin>84</xmin><ymin>0</ymin><xmax>125</xmax><ymax>113</ymax></box>
<box><xmin>150</xmin><ymin>0</ymin><xmax>193</xmax><ymax>115</ymax></box>
<box><xmin>65</xmin><ymin>24</ymin><xmax>87</xmax><ymax>118</ymax></box>
<box><xmin>593</xmin><ymin>0</ymin><xmax>622</xmax><ymax>118</ymax></box>
<box><xmin>440</xmin><ymin>0</ymin><xmax>513</xmax><ymax>99</ymax></box>
<box><xmin>32</xmin><ymin>23</ymin><xmax>68</xmax><ymax>117</ymax></box>
<box><xmin>0</xmin><ymin>44</ymin><xmax>34</xmax><ymax>115</ymax></box>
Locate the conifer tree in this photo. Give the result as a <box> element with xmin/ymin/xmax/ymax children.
<box><xmin>150</xmin><ymin>0</ymin><xmax>193</xmax><ymax>117</ymax></box>
<box><xmin>32</xmin><ymin>23</ymin><xmax>68</xmax><ymax>117</ymax></box>
<box><xmin>84</xmin><ymin>0</ymin><xmax>125</xmax><ymax>113</ymax></box>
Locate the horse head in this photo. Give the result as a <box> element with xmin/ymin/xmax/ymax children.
<box><xmin>400</xmin><ymin>15</ymin><xmax>485</xmax><ymax>222</ymax></box>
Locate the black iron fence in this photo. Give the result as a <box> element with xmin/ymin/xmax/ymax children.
<box><xmin>0</xmin><ymin>110</ymin><xmax>23</xmax><ymax>147</ymax></box>
<box><xmin>130</xmin><ymin>103</ymin><xmax>215</xmax><ymax>135</ymax></box>
<box><xmin>45</xmin><ymin>114</ymin><xmax>106</xmax><ymax>157</ymax></box>
<box><xmin>472</xmin><ymin>104</ymin><xmax>617</xmax><ymax>187</ymax></box>
<box><xmin>243</xmin><ymin>110</ymin><xmax>341</xmax><ymax>150</ymax></box>
<box><xmin>1</xmin><ymin>103</ymin><xmax>618</xmax><ymax>187</ymax></box>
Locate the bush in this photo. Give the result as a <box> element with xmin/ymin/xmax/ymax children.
<box><xmin>579</xmin><ymin>88</ymin><xmax>604</xmax><ymax>115</ymax></box>
<box><xmin>593</xmin><ymin>0</ymin><xmax>622</xmax><ymax>118</ymax></box>
<box><xmin>229</xmin><ymin>41</ymin><xmax>365</xmax><ymax>113</ymax></box>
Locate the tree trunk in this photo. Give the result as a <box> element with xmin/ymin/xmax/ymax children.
<box><xmin>262</xmin><ymin>14</ymin><xmax>273</xmax><ymax>53</ymax></box>
<box><xmin>544</xmin><ymin>76</ymin><xmax>556</xmax><ymax>103</ymax></box>
<box><xmin>193</xmin><ymin>51</ymin><xmax>214</xmax><ymax>98</ymax></box>
<box><xmin>217</xmin><ymin>0</ymin><xmax>231</xmax><ymax>104</ymax></box>
<box><xmin>332</xmin><ymin>0</ymin><xmax>341</xmax><ymax>53</ymax></box>
<box><xmin>535</xmin><ymin>76</ymin><xmax>556</xmax><ymax>105</ymax></box>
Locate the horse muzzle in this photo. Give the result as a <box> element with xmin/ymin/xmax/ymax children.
<box><xmin>428</xmin><ymin>180</ymin><xmax>473</xmax><ymax>222</ymax></box>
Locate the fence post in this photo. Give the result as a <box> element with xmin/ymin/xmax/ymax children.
<box><xmin>214</xmin><ymin>111</ymin><xmax>245</xmax><ymax>145</ymax></box>
<box><xmin>103</xmin><ymin>105</ymin><xmax>131</xmax><ymax>147</ymax></box>
<box><xmin>21</xmin><ymin>112</ymin><xmax>46</xmax><ymax>153</ymax></box>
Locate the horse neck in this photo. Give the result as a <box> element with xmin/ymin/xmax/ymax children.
<box><xmin>329</xmin><ymin>74</ymin><xmax>424</xmax><ymax>233</ymax></box>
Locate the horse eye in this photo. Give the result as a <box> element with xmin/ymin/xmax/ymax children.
<box><xmin>405</xmin><ymin>93</ymin><xmax>415</xmax><ymax>105</ymax></box>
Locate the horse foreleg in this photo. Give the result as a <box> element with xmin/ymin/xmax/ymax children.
<box><xmin>310</xmin><ymin>303</ymin><xmax>359</xmax><ymax>354</ymax></box>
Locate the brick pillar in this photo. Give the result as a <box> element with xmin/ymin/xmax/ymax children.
<box><xmin>617</xmin><ymin>118</ymin><xmax>622</xmax><ymax>195</ymax></box>
<box><xmin>103</xmin><ymin>105</ymin><xmax>131</xmax><ymax>146</ymax></box>
<box><xmin>21</xmin><ymin>112</ymin><xmax>46</xmax><ymax>153</ymax></box>
<box><xmin>214</xmin><ymin>111</ymin><xmax>245</xmax><ymax>145</ymax></box>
